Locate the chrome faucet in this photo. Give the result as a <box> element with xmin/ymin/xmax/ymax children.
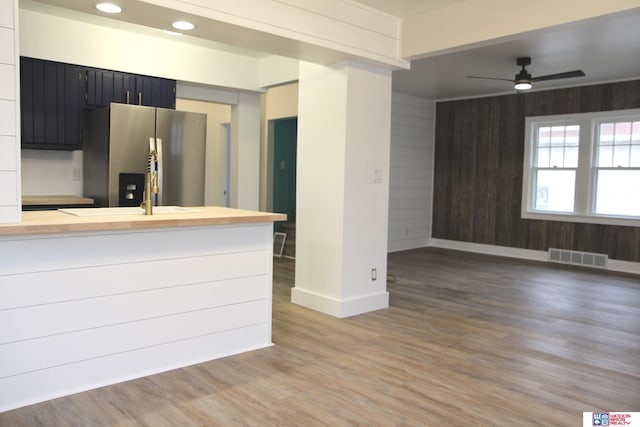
<box><xmin>142</xmin><ymin>140</ymin><xmax>158</xmax><ymax>215</ymax></box>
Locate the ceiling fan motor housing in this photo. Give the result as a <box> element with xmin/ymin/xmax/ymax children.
<box><xmin>516</xmin><ymin>57</ymin><xmax>532</xmax><ymax>67</ymax></box>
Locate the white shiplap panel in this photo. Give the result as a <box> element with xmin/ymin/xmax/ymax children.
<box><xmin>0</xmin><ymin>136</ymin><xmax>16</xmax><ymax>170</ymax></box>
<box><xmin>388</xmin><ymin>92</ymin><xmax>435</xmax><ymax>253</ymax></box>
<box><xmin>0</xmin><ymin>0</ymin><xmax>14</xmax><ymax>29</ymax></box>
<box><xmin>0</xmin><ymin>323</ymin><xmax>269</xmax><ymax>413</ymax></box>
<box><xmin>0</xmin><ymin>250</ymin><xmax>269</xmax><ymax>309</ymax></box>
<box><xmin>0</xmin><ymin>99</ymin><xmax>15</xmax><ymax>136</ymax></box>
<box><xmin>389</xmin><ymin>166</ymin><xmax>431</xmax><ymax>179</ymax></box>
<box><xmin>0</xmin><ymin>299</ymin><xmax>268</xmax><ymax>378</ymax></box>
<box><xmin>0</xmin><ymin>224</ymin><xmax>270</xmax><ymax>275</ymax></box>
<box><xmin>0</xmin><ymin>171</ymin><xmax>17</xmax><ymax>205</ymax></box>
<box><xmin>0</xmin><ymin>220</ymin><xmax>275</xmax><ymax>412</ymax></box>
<box><xmin>0</xmin><ymin>275</ymin><xmax>269</xmax><ymax>344</ymax></box>
<box><xmin>0</xmin><ymin>28</ymin><xmax>14</xmax><ymax>65</ymax></box>
<box><xmin>0</xmin><ymin>64</ymin><xmax>15</xmax><ymax>101</ymax></box>
<box><xmin>389</xmin><ymin>157</ymin><xmax>431</xmax><ymax>171</ymax></box>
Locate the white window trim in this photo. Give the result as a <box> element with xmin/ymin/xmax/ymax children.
<box><xmin>522</xmin><ymin>108</ymin><xmax>640</xmax><ymax>228</ymax></box>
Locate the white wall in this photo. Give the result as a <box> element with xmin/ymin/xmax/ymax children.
<box><xmin>19</xmin><ymin>7</ymin><xmax>264</xmax><ymax>92</ymax></box>
<box><xmin>175</xmin><ymin>99</ymin><xmax>231</xmax><ymax>206</ymax></box>
<box><xmin>388</xmin><ymin>93</ymin><xmax>435</xmax><ymax>252</ymax></box>
<box><xmin>230</xmin><ymin>93</ymin><xmax>261</xmax><ymax>210</ymax></box>
<box><xmin>0</xmin><ymin>0</ymin><xmax>20</xmax><ymax>223</ymax></box>
<box><xmin>21</xmin><ymin>150</ymin><xmax>83</xmax><ymax>196</ymax></box>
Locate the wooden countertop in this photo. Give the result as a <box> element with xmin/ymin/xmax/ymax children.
<box><xmin>22</xmin><ymin>195</ymin><xmax>95</xmax><ymax>206</ymax></box>
<box><xmin>0</xmin><ymin>206</ymin><xmax>287</xmax><ymax>236</ymax></box>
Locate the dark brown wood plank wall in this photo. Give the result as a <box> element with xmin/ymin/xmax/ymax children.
<box><xmin>433</xmin><ymin>79</ymin><xmax>640</xmax><ymax>262</ymax></box>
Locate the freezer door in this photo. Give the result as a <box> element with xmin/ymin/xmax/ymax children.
<box><xmin>108</xmin><ymin>104</ymin><xmax>156</xmax><ymax>206</ymax></box>
<box><xmin>155</xmin><ymin>108</ymin><xmax>207</xmax><ymax>206</ymax></box>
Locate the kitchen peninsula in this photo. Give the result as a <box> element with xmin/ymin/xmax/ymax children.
<box><xmin>0</xmin><ymin>207</ymin><xmax>286</xmax><ymax>412</ymax></box>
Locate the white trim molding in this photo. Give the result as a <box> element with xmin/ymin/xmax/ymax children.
<box><xmin>291</xmin><ymin>287</ymin><xmax>389</xmax><ymax>318</ymax></box>
<box><xmin>429</xmin><ymin>238</ymin><xmax>640</xmax><ymax>276</ymax></box>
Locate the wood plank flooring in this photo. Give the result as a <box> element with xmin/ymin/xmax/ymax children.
<box><xmin>1</xmin><ymin>247</ymin><xmax>639</xmax><ymax>426</ymax></box>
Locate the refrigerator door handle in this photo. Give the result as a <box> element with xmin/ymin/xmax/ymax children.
<box><xmin>155</xmin><ymin>137</ymin><xmax>163</xmax><ymax>206</ymax></box>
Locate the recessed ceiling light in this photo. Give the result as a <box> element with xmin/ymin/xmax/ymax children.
<box><xmin>172</xmin><ymin>20</ymin><xmax>195</xmax><ymax>31</ymax></box>
<box><xmin>95</xmin><ymin>3</ymin><xmax>122</xmax><ymax>14</ymax></box>
<box><xmin>163</xmin><ymin>29</ymin><xmax>183</xmax><ymax>36</ymax></box>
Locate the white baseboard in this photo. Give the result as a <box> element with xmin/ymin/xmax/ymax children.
<box><xmin>291</xmin><ymin>288</ymin><xmax>389</xmax><ymax>318</ymax></box>
<box><xmin>428</xmin><ymin>239</ymin><xmax>640</xmax><ymax>276</ymax></box>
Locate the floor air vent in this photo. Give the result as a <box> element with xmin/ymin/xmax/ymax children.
<box><xmin>548</xmin><ymin>248</ymin><xmax>608</xmax><ymax>269</ymax></box>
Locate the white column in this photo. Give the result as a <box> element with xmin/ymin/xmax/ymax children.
<box><xmin>230</xmin><ymin>92</ymin><xmax>261</xmax><ymax>210</ymax></box>
<box><xmin>0</xmin><ymin>0</ymin><xmax>20</xmax><ymax>223</ymax></box>
<box><xmin>291</xmin><ymin>60</ymin><xmax>391</xmax><ymax>318</ymax></box>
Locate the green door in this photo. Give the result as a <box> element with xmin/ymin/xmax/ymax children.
<box><xmin>273</xmin><ymin>118</ymin><xmax>297</xmax><ymax>231</ymax></box>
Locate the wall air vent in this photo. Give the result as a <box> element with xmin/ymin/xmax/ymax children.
<box><xmin>548</xmin><ymin>248</ymin><xmax>608</xmax><ymax>269</ymax></box>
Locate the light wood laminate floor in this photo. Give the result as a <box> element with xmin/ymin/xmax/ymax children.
<box><xmin>2</xmin><ymin>248</ymin><xmax>639</xmax><ymax>426</ymax></box>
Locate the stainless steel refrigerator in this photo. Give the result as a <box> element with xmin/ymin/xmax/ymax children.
<box><xmin>83</xmin><ymin>103</ymin><xmax>207</xmax><ymax>207</ymax></box>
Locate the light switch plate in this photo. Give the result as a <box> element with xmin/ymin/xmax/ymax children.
<box><xmin>372</xmin><ymin>169</ymin><xmax>383</xmax><ymax>184</ymax></box>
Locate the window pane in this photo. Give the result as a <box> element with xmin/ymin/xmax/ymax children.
<box><xmin>538</xmin><ymin>127</ymin><xmax>551</xmax><ymax>147</ymax></box>
<box><xmin>549</xmin><ymin>146</ymin><xmax>565</xmax><ymax>167</ymax></box>
<box><xmin>598</xmin><ymin>145</ymin><xmax>613</xmax><ymax>167</ymax></box>
<box><xmin>631</xmin><ymin>145</ymin><xmax>640</xmax><ymax>167</ymax></box>
<box><xmin>550</xmin><ymin>126</ymin><xmax>566</xmax><ymax>145</ymax></box>
<box><xmin>536</xmin><ymin>147</ymin><xmax>549</xmax><ymax>167</ymax></box>
<box><xmin>595</xmin><ymin>170</ymin><xmax>640</xmax><ymax>217</ymax></box>
<box><xmin>599</xmin><ymin>123</ymin><xmax>614</xmax><ymax>145</ymax></box>
<box><xmin>614</xmin><ymin>122</ymin><xmax>632</xmax><ymax>143</ymax></box>
<box><xmin>613</xmin><ymin>145</ymin><xmax>630</xmax><ymax>167</ymax></box>
<box><xmin>632</xmin><ymin>122</ymin><xmax>640</xmax><ymax>144</ymax></box>
<box><xmin>535</xmin><ymin>170</ymin><xmax>575</xmax><ymax>212</ymax></box>
<box><xmin>566</xmin><ymin>125</ymin><xmax>580</xmax><ymax>144</ymax></box>
<box><xmin>565</xmin><ymin>145</ymin><xmax>579</xmax><ymax>167</ymax></box>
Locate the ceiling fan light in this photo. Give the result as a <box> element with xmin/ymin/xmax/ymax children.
<box><xmin>514</xmin><ymin>81</ymin><xmax>532</xmax><ymax>90</ymax></box>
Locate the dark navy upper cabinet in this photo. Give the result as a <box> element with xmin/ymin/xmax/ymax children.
<box><xmin>85</xmin><ymin>68</ymin><xmax>176</xmax><ymax>109</ymax></box>
<box><xmin>20</xmin><ymin>57</ymin><xmax>85</xmax><ymax>150</ymax></box>
<box><xmin>20</xmin><ymin>58</ymin><xmax>176</xmax><ymax>150</ymax></box>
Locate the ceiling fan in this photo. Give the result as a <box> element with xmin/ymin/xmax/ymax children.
<box><xmin>466</xmin><ymin>57</ymin><xmax>585</xmax><ymax>90</ymax></box>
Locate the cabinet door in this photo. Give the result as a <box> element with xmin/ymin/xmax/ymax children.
<box><xmin>86</xmin><ymin>68</ymin><xmax>134</xmax><ymax>107</ymax></box>
<box><xmin>86</xmin><ymin>68</ymin><xmax>175</xmax><ymax>109</ymax></box>
<box><xmin>133</xmin><ymin>76</ymin><xmax>175</xmax><ymax>109</ymax></box>
<box><xmin>20</xmin><ymin>57</ymin><xmax>84</xmax><ymax>150</ymax></box>
<box><xmin>62</xmin><ymin>64</ymin><xmax>85</xmax><ymax>150</ymax></box>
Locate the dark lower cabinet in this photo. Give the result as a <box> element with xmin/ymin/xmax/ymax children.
<box><xmin>20</xmin><ymin>57</ymin><xmax>85</xmax><ymax>150</ymax></box>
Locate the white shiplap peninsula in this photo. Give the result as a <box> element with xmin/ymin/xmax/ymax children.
<box><xmin>0</xmin><ymin>207</ymin><xmax>285</xmax><ymax>412</ymax></box>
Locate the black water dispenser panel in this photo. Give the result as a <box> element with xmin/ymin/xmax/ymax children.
<box><xmin>118</xmin><ymin>173</ymin><xmax>145</xmax><ymax>207</ymax></box>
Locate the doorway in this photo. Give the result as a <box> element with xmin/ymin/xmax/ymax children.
<box><xmin>272</xmin><ymin>117</ymin><xmax>297</xmax><ymax>232</ymax></box>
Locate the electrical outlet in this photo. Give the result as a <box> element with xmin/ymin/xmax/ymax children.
<box><xmin>371</xmin><ymin>268</ymin><xmax>377</xmax><ymax>281</ymax></box>
<box><xmin>72</xmin><ymin>167</ymin><xmax>81</xmax><ymax>181</ymax></box>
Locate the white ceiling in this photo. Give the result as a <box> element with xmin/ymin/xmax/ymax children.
<box><xmin>355</xmin><ymin>0</ymin><xmax>640</xmax><ymax>99</ymax></box>
<box><xmin>25</xmin><ymin>0</ymin><xmax>640</xmax><ymax>100</ymax></box>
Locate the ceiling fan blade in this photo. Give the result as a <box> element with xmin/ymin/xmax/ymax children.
<box><xmin>532</xmin><ymin>70</ymin><xmax>585</xmax><ymax>82</ymax></box>
<box><xmin>466</xmin><ymin>76</ymin><xmax>514</xmax><ymax>82</ymax></box>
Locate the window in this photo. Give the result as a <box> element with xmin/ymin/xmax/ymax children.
<box><xmin>522</xmin><ymin>109</ymin><xmax>640</xmax><ymax>226</ymax></box>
